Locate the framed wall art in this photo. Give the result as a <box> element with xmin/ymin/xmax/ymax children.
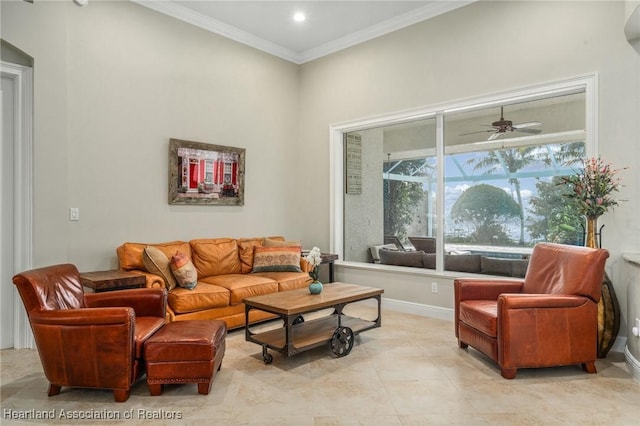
<box><xmin>168</xmin><ymin>138</ymin><xmax>245</xmax><ymax>206</ymax></box>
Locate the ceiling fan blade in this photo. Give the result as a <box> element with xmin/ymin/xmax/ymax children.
<box><xmin>514</xmin><ymin>128</ymin><xmax>542</xmax><ymax>134</ymax></box>
<box><xmin>512</xmin><ymin>121</ymin><xmax>542</xmax><ymax>129</ymax></box>
<box><xmin>487</xmin><ymin>132</ymin><xmax>501</xmax><ymax>141</ymax></box>
<box><xmin>460</xmin><ymin>129</ymin><xmax>495</xmax><ymax>136</ymax></box>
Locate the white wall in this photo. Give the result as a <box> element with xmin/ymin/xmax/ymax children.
<box><xmin>298</xmin><ymin>1</ymin><xmax>640</xmax><ymax>335</ymax></box>
<box><xmin>1</xmin><ymin>1</ymin><xmax>301</xmax><ymax>271</ymax></box>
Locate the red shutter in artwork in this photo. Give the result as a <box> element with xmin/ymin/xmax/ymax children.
<box><xmin>232</xmin><ymin>161</ymin><xmax>238</xmax><ymax>185</ymax></box>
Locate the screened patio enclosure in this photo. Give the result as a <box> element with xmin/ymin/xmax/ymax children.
<box><xmin>344</xmin><ymin>89</ymin><xmax>588</xmax><ymax>265</ymax></box>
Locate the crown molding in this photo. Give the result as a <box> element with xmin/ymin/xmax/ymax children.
<box><xmin>299</xmin><ymin>1</ymin><xmax>475</xmax><ymax>64</ymax></box>
<box><xmin>132</xmin><ymin>0</ymin><xmax>300</xmax><ymax>62</ymax></box>
<box><xmin>132</xmin><ymin>1</ymin><xmax>474</xmax><ymax>65</ymax></box>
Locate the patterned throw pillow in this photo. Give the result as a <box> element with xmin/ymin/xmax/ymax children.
<box><xmin>170</xmin><ymin>251</ymin><xmax>198</xmax><ymax>290</ymax></box>
<box><xmin>142</xmin><ymin>246</ymin><xmax>178</xmax><ymax>291</ymax></box>
<box><xmin>252</xmin><ymin>246</ymin><xmax>302</xmax><ymax>273</ymax></box>
<box><xmin>263</xmin><ymin>237</ymin><xmax>302</xmax><ymax>248</ymax></box>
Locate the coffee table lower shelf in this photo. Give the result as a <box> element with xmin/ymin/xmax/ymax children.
<box><xmin>247</xmin><ymin>314</ymin><xmax>377</xmax><ymax>363</ymax></box>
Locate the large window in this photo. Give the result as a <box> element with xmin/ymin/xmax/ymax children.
<box><xmin>336</xmin><ymin>77</ymin><xmax>595</xmax><ymax>274</ymax></box>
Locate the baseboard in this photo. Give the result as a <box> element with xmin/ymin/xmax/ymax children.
<box><xmin>612</xmin><ymin>336</ymin><xmax>627</xmax><ymax>354</ymax></box>
<box><xmin>381</xmin><ymin>297</ymin><xmax>454</xmax><ymax>321</ymax></box>
<box><xmin>625</xmin><ymin>345</ymin><xmax>640</xmax><ymax>382</ymax></box>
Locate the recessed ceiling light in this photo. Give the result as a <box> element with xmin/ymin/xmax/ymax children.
<box><xmin>293</xmin><ymin>12</ymin><xmax>306</xmax><ymax>23</ymax></box>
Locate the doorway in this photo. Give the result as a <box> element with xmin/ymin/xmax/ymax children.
<box><xmin>1</xmin><ymin>61</ymin><xmax>34</xmax><ymax>349</ymax></box>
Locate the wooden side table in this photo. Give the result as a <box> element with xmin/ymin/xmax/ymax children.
<box><xmin>320</xmin><ymin>253</ymin><xmax>339</xmax><ymax>283</ymax></box>
<box><xmin>303</xmin><ymin>251</ymin><xmax>339</xmax><ymax>283</ymax></box>
<box><xmin>80</xmin><ymin>270</ymin><xmax>146</xmax><ymax>293</ymax></box>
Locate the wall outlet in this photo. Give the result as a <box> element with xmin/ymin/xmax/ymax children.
<box><xmin>69</xmin><ymin>207</ymin><xmax>79</xmax><ymax>221</ymax></box>
<box><xmin>431</xmin><ymin>282</ymin><xmax>438</xmax><ymax>294</ymax></box>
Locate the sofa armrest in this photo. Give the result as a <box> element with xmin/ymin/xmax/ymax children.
<box><xmin>300</xmin><ymin>257</ymin><xmax>312</xmax><ymax>273</ymax></box>
<box><xmin>454</xmin><ymin>278</ymin><xmax>524</xmax><ymax>339</ymax></box>
<box><xmin>29</xmin><ymin>307</ymin><xmax>136</xmax><ymax>390</ymax></box>
<box><xmin>454</xmin><ymin>278</ymin><xmax>524</xmax><ymax>302</ymax></box>
<box><xmin>497</xmin><ymin>294</ymin><xmax>597</xmax><ymax>368</ymax></box>
<box><xmin>30</xmin><ymin>307</ymin><xmax>133</xmax><ymax>326</ymax></box>
<box><xmin>498</xmin><ymin>294</ymin><xmax>589</xmax><ymax>310</ymax></box>
<box><xmin>85</xmin><ymin>288</ymin><xmax>166</xmax><ymax>318</ymax></box>
<box><xmin>126</xmin><ymin>270</ymin><xmax>165</xmax><ymax>289</ymax></box>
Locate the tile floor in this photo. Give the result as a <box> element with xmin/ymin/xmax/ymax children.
<box><xmin>1</xmin><ymin>303</ymin><xmax>638</xmax><ymax>425</ymax></box>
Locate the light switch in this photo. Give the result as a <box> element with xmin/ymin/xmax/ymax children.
<box><xmin>69</xmin><ymin>208</ymin><xmax>80</xmax><ymax>221</ymax></box>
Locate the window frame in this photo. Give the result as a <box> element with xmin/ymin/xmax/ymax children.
<box><xmin>330</xmin><ymin>74</ymin><xmax>598</xmax><ymax>270</ymax></box>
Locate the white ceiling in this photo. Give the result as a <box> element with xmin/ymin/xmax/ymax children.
<box><xmin>133</xmin><ymin>1</ymin><xmax>474</xmax><ymax>64</ymax></box>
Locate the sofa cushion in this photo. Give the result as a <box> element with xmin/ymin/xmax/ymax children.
<box><xmin>143</xmin><ymin>246</ymin><xmax>178</xmax><ymax>291</ymax></box>
<box><xmin>168</xmin><ymin>283</ymin><xmax>230</xmax><ymax>314</ymax></box>
<box><xmin>445</xmin><ymin>254</ymin><xmax>481</xmax><ymax>273</ymax></box>
<box><xmin>480</xmin><ymin>256</ymin><xmax>513</xmax><ymax>276</ymax></box>
<box><xmin>423</xmin><ymin>253</ymin><xmax>436</xmax><ymax>269</ymax></box>
<box><xmin>201</xmin><ymin>274</ymin><xmax>278</xmax><ymax>305</ymax></box>
<box><xmin>263</xmin><ymin>237</ymin><xmax>301</xmax><ymax>247</ymax></box>
<box><xmin>252</xmin><ymin>271</ymin><xmax>311</xmax><ymax>292</ymax></box>
<box><xmin>422</xmin><ymin>254</ymin><xmax>483</xmax><ymax>272</ymax></box>
<box><xmin>408</xmin><ymin>237</ymin><xmax>436</xmax><ymax>253</ymax></box>
<box><xmin>458</xmin><ymin>300</ymin><xmax>498</xmax><ymax>337</ymax></box>
<box><xmin>511</xmin><ymin>259</ymin><xmax>529</xmax><ymax>278</ymax></box>
<box><xmin>170</xmin><ymin>251</ymin><xmax>198</xmax><ymax>290</ymax></box>
<box><xmin>237</xmin><ymin>236</ymin><xmax>298</xmax><ymax>273</ymax></box>
<box><xmin>252</xmin><ymin>246</ymin><xmax>302</xmax><ymax>273</ymax></box>
<box><xmin>379</xmin><ymin>248</ymin><xmax>424</xmax><ymax>267</ymax></box>
<box><xmin>118</xmin><ymin>241</ymin><xmax>190</xmax><ymax>271</ymax></box>
<box><xmin>238</xmin><ymin>237</ymin><xmax>264</xmax><ymax>274</ymax></box>
<box><xmin>190</xmin><ymin>238</ymin><xmax>242</xmax><ymax>277</ymax></box>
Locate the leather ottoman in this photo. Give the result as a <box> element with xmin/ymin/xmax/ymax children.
<box><xmin>144</xmin><ymin>319</ymin><xmax>226</xmax><ymax>395</ymax></box>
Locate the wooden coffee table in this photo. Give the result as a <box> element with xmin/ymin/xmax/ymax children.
<box><xmin>243</xmin><ymin>282</ymin><xmax>383</xmax><ymax>364</ymax></box>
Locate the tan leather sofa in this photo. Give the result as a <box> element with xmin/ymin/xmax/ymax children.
<box><xmin>454</xmin><ymin>242</ymin><xmax>609</xmax><ymax>379</ymax></box>
<box><xmin>117</xmin><ymin>236</ymin><xmax>312</xmax><ymax>329</ymax></box>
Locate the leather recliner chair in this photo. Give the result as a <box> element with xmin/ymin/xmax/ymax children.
<box><xmin>454</xmin><ymin>242</ymin><xmax>609</xmax><ymax>379</ymax></box>
<box><xmin>12</xmin><ymin>264</ymin><xmax>166</xmax><ymax>401</ymax></box>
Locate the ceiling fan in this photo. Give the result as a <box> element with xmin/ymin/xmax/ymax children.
<box><xmin>462</xmin><ymin>106</ymin><xmax>542</xmax><ymax>141</ymax></box>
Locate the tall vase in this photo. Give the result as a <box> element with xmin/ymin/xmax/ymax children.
<box><xmin>585</xmin><ymin>216</ymin><xmax>598</xmax><ymax>249</ymax></box>
<box><xmin>585</xmin><ymin>215</ymin><xmax>621</xmax><ymax>358</ymax></box>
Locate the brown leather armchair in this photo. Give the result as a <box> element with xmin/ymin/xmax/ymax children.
<box><xmin>454</xmin><ymin>243</ymin><xmax>609</xmax><ymax>379</ymax></box>
<box><xmin>12</xmin><ymin>264</ymin><xmax>166</xmax><ymax>402</ymax></box>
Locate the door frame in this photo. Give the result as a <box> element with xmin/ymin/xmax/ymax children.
<box><xmin>1</xmin><ymin>61</ymin><xmax>34</xmax><ymax>349</ymax></box>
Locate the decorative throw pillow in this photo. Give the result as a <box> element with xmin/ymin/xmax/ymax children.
<box><xmin>263</xmin><ymin>237</ymin><xmax>301</xmax><ymax>248</ymax></box>
<box><xmin>170</xmin><ymin>251</ymin><xmax>198</xmax><ymax>290</ymax></box>
<box><xmin>369</xmin><ymin>244</ymin><xmax>398</xmax><ymax>263</ymax></box>
<box><xmin>252</xmin><ymin>246</ymin><xmax>302</xmax><ymax>273</ymax></box>
<box><xmin>142</xmin><ymin>246</ymin><xmax>178</xmax><ymax>291</ymax></box>
<box><xmin>379</xmin><ymin>248</ymin><xmax>424</xmax><ymax>268</ymax></box>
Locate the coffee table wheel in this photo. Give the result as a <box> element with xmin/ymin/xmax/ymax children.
<box><xmin>292</xmin><ymin>315</ymin><xmax>305</xmax><ymax>325</ymax></box>
<box><xmin>262</xmin><ymin>346</ymin><xmax>273</xmax><ymax>364</ymax></box>
<box><xmin>331</xmin><ymin>326</ymin><xmax>354</xmax><ymax>357</ymax></box>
